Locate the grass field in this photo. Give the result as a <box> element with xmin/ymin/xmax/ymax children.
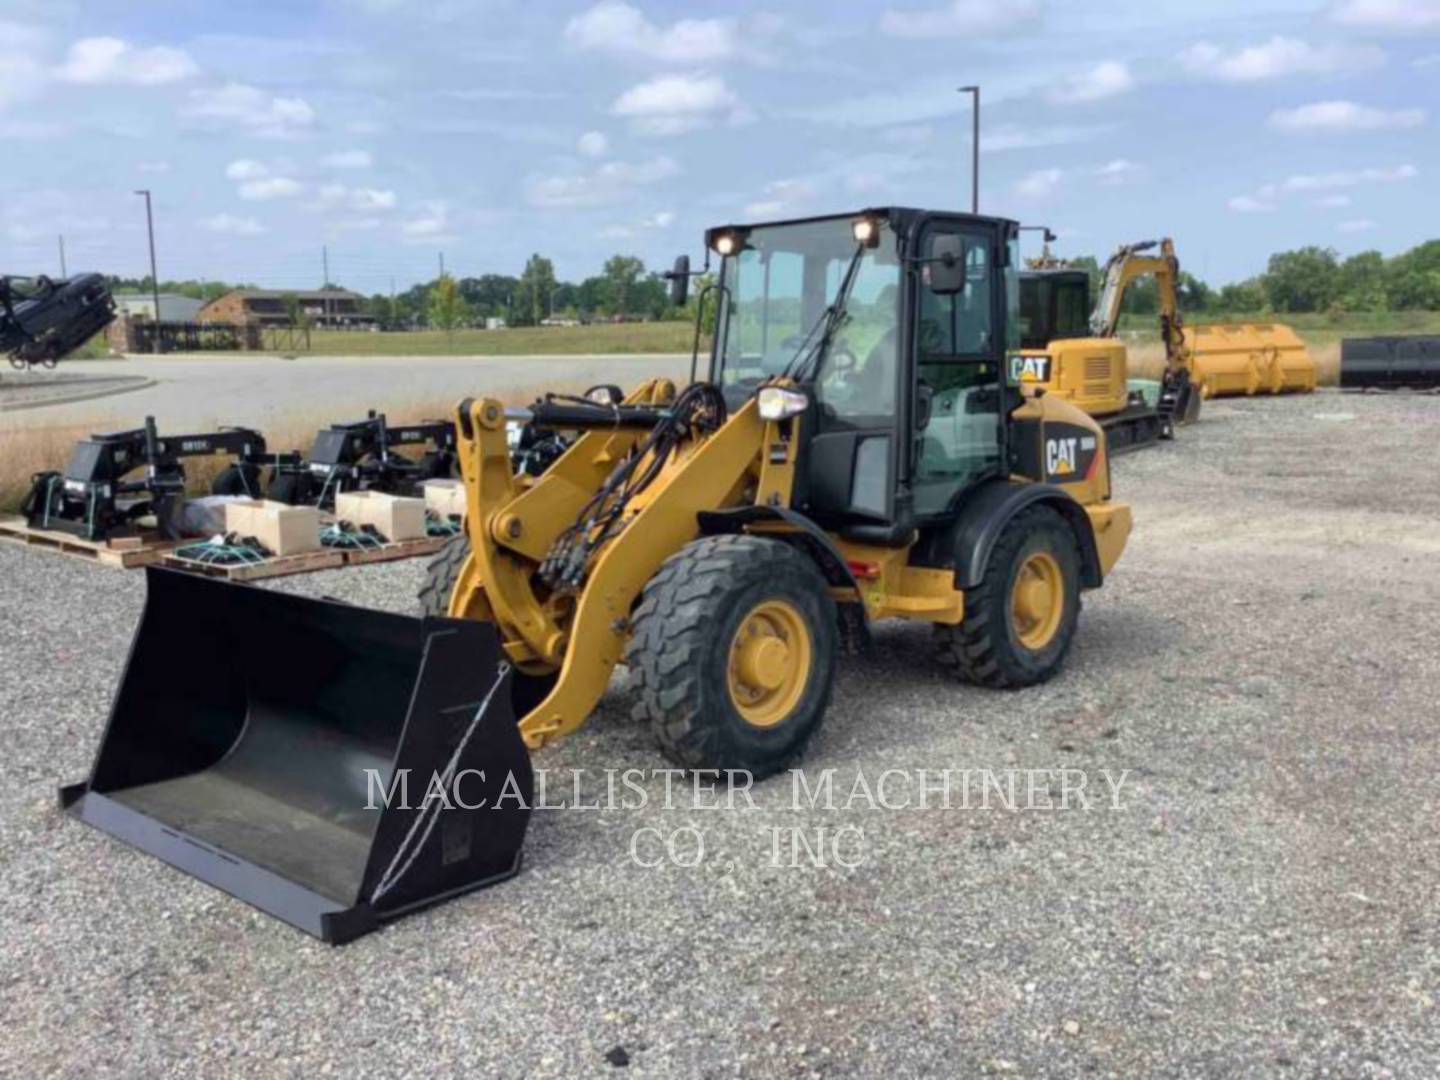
<box><xmin>292</xmin><ymin>321</ymin><xmax>702</xmax><ymax>357</ymax></box>
<box><xmin>1117</xmin><ymin>309</ymin><xmax>1440</xmax><ymax>346</ymax></box>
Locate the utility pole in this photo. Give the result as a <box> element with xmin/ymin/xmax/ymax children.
<box><xmin>959</xmin><ymin>85</ymin><xmax>980</xmax><ymax>214</ymax></box>
<box><xmin>58</xmin><ymin>235</ymin><xmax>67</xmax><ymax>278</ymax></box>
<box><xmin>134</xmin><ymin>189</ymin><xmax>161</xmax><ymax>352</ymax></box>
<box><xmin>438</xmin><ymin>251</ymin><xmax>445</xmax><ymax>279</ymax></box>
<box><xmin>322</xmin><ymin>245</ymin><xmax>330</xmax><ymax>329</ymax></box>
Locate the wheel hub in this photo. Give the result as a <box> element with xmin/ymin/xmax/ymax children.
<box><xmin>727</xmin><ymin>599</ymin><xmax>813</xmax><ymax>728</ymax></box>
<box><xmin>1010</xmin><ymin>551</ymin><xmax>1063</xmax><ymax>650</ymax></box>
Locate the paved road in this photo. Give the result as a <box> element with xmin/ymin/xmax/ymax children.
<box><xmin>0</xmin><ymin>353</ymin><xmax>692</xmax><ymax>432</ymax></box>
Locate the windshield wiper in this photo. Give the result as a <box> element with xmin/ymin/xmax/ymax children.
<box><xmin>781</xmin><ymin>243</ymin><xmax>866</xmax><ymax>384</ymax></box>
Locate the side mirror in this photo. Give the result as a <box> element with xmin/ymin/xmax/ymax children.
<box><xmin>927</xmin><ymin>235</ymin><xmax>967</xmax><ymax>295</ymax></box>
<box><xmin>667</xmin><ymin>255</ymin><xmax>690</xmax><ymax>307</ymax></box>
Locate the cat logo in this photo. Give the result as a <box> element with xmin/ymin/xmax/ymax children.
<box><xmin>1046</xmin><ymin>437</ymin><xmax>1078</xmax><ymax>476</ymax></box>
<box><xmin>1009</xmin><ymin>354</ymin><xmax>1051</xmax><ymax>384</ymax></box>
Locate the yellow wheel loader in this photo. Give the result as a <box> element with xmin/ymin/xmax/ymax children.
<box><xmin>63</xmin><ymin>207</ymin><xmax>1132</xmax><ymax>942</ymax></box>
<box><xmin>1015</xmin><ymin>240</ymin><xmax>1315</xmax><ymax>447</ymax></box>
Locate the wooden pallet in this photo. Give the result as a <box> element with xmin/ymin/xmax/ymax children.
<box><xmin>161</xmin><ymin>547</ymin><xmax>345</xmax><ymax>582</ymax></box>
<box><xmin>337</xmin><ymin>535</ymin><xmax>447</xmax><ymax>567</ymax></box>
<box><xmin>0</xmin><ymin>515</ymin><xmax>176</xmax><ymax>569</ymax></box>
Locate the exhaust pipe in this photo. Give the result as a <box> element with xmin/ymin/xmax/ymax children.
<box><xmin>60</xmin><ymin>568</ymin><xmax>532</xmax><ymax>944</ymax></box>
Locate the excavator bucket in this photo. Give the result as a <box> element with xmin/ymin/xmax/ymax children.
<box><xmin>1182</xmin><ymin>323</ymin><xmax>1316</xmax><ymax>398</ymax></box>
<box><xmin>60</xmin><ymin>568</ymin><xmax>532</xmax><ymax>944</ymax></box>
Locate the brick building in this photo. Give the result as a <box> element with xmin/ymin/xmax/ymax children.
<box><xmin>199</xmin><ymin>288</ymin><xmax>373</xmax><ymax>329</ymax></box>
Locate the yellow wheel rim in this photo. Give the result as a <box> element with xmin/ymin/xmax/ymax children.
<box><xmin>1010</xmin><ymin>551</ymin><xmax>1064</xmax><ymax>650</ymax></box>
<box><xmin>727</xmin><ymin>598</ymin><xmax>813</xmax><ymax>728</ymax></box>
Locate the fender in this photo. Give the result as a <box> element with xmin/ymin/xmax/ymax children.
<box><xmin>696</xmin><ymin>505</ymin><xmax>861</xmax><ymax>593</ymax></box>
<box><xmin>696</xmin><ymin>505</ymin><xmax>870</xmax><ymax>652</ymax></box>
<box><xmin>942</xmin><ymin>480</ymin><xmax>1103</xmax><ymax>591</ymax></box>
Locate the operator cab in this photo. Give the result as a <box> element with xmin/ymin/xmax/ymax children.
<box><xmin>701</xmin><ymin>207</ymin><xmax>1020</xmax><ymax>542</ymax></box>
<box><xmin>1018</xmin><ymin>269</ymin><xmax>1090</xmax><ymax>350</ymax></box>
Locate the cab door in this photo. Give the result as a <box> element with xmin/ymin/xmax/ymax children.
<box><xmin>909</xmin><ymin>220</ymin><xmax>1010</xmax><ymax>520</ymax></box>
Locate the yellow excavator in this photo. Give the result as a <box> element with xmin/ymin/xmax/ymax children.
<box><xmin>63</xmin><ymin>207</ymin><xmax>1132</xmax><ymax>941</ymax></box>
<box><xmin>1015</xmin><ymin>240</ymin><xmax>1314</xmax><ymax>451</ymax></box>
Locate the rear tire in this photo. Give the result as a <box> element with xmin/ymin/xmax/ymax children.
<box><xmin>936</xmin><ymin>506</ymin><xmax>1081</xmax><ymax>689</ymax></box>
<box><xmin>627</xmin><ymin>535</ymin><xmax>837</xmax><ymax>779</ymax></box>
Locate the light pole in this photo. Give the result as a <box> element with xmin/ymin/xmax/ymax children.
<box><xmin>135</xmin><ymin>189</ymin><xmax>161</xmax><ymax>352</ymax></box>
<box><xmin>958</xmin><ymin>85</ymin><xmax>979</xmax><ymax>214</ymax></box>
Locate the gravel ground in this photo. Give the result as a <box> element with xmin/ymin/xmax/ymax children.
<box><xmin>1</xmin><ymin>390</ymin><xmax>1438</xmax><ymax>1077</ymax></box>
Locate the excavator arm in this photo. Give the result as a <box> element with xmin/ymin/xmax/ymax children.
<box><xmin>1089</xmin><ymin>239</ymin><xmax>1188</xmax><ymax>374</ymax></box>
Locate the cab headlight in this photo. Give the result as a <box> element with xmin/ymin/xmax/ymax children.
<box><xmin>757</xmin><ymin>386</ymin><xmax>809</xmax><ymax>420</ymax></box>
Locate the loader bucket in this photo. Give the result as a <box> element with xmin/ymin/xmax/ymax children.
<box><xmin>1184</xmin><ymin>323</ymin><xmax>1316</xmax><ymax>398</ymax></box>
<box><xmin>60</xmin><ymin>568</ymin><xmax>533</xmax><ymax>944</ymax></box>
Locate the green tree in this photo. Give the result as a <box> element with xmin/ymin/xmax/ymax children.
<box><xmin>427</xmin><ymin>273</ymin><xmax>470</xmax><ymax>336</ymax></box>
<box><xmin>601</xmin><ymin>255</ymin><xmax>646</xmax><ymax>317</ymax></box>
<box><xmin>1336</xmin><ymin>251</ymin><xmax>1387</xmax><ymax>312</ymax></box>
<box><xmin>1215</xmin><ymin>279</ymin><xmax>1266</xmax><ymax>314</ymax></box>
<box><xmin>513</xmin><ymin>254</ymin><xmax>558</xmax><ymax>326</ymax></box>
<box><xmin>1384</xmin><ymin>240</ymin><xmax>1440</xmax><ymax>310</ymax></box>
<box><xmin>1263</xmin><ymin>246</ymin><xmax>1339</xmax><ymax>313</ymax></box>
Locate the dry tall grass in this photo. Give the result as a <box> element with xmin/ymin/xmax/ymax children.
<box><xmin>0</xmin><ymin>383</ymin><xmax>579</xmax><ymax>515</ymax></box>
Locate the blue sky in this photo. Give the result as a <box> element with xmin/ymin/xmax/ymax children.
<box><xmin>1</xmin><ymin>0</ymin><xmax>1436</xmax><ymax>293</ymax></box>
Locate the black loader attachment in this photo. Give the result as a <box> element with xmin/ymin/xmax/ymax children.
<box><xmin>1340</xmin><ymin>336</ymin><xmax>1440</xmax><ymax>392</ymax></box>
<box><xmin>271</xmin><ymin>411</ymin><xmax>458</xmax><ymax>508</ymax></box>
<box><xmin>2</xmin><ymin>273</ymin><xmax>115</xmax><ymax>369</ymax></box>
<box><xmin>61</xmin><ymin>569</ymin><xmax>533</xmax><ymax>944</ymax></box>
<box><xmin>22</xmin><ymin>416</ymin><xmax>299</xmax><ymax>541</ymax></box>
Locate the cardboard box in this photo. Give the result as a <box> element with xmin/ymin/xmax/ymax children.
<box><xmin>223</xmin><ymin>499</ymin><xmax>321</xmax><ymax>556</ymax></box>
<box><xmin>421</xmin><ymin>478</ymin><xmax>467</xmax><ymax>520</ymax></box>
<box><xmin>334</xmin><ymin>491</ymin><xmax>427</xmax><ymax>542</ymax></box>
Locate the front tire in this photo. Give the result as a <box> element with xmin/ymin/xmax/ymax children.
<box><xmin>936</xmin><ymin>505</ymin><xmax>1082</xmax><ymax>688</ymax></box>
<box><xmin>627</xmin><ymin>535</ymin><xmax>838</xmax><ymax>779</ymax></box>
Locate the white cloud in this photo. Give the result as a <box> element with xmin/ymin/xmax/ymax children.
<box><xmin>1228</xmin><ymin>195</ymin><xmax>1275</xmax><ymax>212</ymax></box>
<box><xmin>880</xmin><ymin>0</ymin><xmax>1039</xmax><ymax>38</ymax></box>
<box><xmin>136</xmin><ymin>160</ymin><xmax>171</xmax><ymax>174</ymax></box>
<box><xmin>577</xmin><ymin>130</ymin><xmax>609</xmax><ymax>158</ymax></box>
<box><xmin>1269</xmin><ymin>100</ymin><xmax>1427</xmax><ymax>132</ymax></box>
<box><xmin>611</xmin><ymin>73</ymin><xmax>739</xmax><ymax>135</ymax></box>
<box><xmin>1330</xmin><ymin>0</ymin><xmax>1440</xmax><ymax>31</ymax></box>
<box><xmin>238</xmin><ymin>176</ymin><xmax>303</xmax><ymax>200</ymax></box>
<box><xmin>1338</xmin><ymin>218</ymin><xmax>1378</xmax><ymax>231</ymax></box>
<box><xmin>1278</xmin><ymin>163</ymin><xmax>1417</xmax><ymax>190</ymax></box>
<box><xmin>565</xmin><ymin>2</ymin><xmax>737</xmax><ymax>62</ymax></box>
<box><xmin>601</xmin><ymin>208</ymin><xmax>676</xmax><ymax>238</ymax></box>
<box><xmin>321</xmin><ymin>149</ymin><xmax>373</xmax><ymax>169</ymax></box>
<box><xmin>0</xmin><ymin>22</ymin><xmax>49</xmax><ymax>111</ymax></box>
<box><xmin>645</xmin><ymin>210</ymin><xmax>675</xmax><ymax>228</ymax></box>
<box><xmin>1179</xmin><ymin>37</ymin><xmax>1383</xmax><ymax>81</ymax></box>
<box><xmin>402</xmin><ymin>200</ymin><xmax>452</xmax><ymax>243</ymax></box>
<box><xmin>184</xmin><ymin>82</ymin><xmax>316</xmax><ymax>138</ymax></box>
<box><xmin>318</xmin><ymin>183</ymin><xmax>396</xmax><ymax>211</ymax></box>
<box><xmin>200</xmin><ymin>212</ymin><xmax>266</xmax><ymax>235</ymax></box>
<box><xmin>743</xmin><ymin>177</ymin><xmax>816</xmax><ymax>218</ymax></box>
<box><xmin>1095</xmin><ymin>159</ymin><xmax>1142</xmax><ymax>185</ymax></box>
<box><xmin>225</xmin><ymin>158</ymin><xmax>269</xmax><ymax>181</ymax></box>
<box><xmin>881</xmin><ymin>124</ymin><xmax>934</xmax><ymax>146</ymax></box>
<box><xmin>1229</xmin><ymin>162</ymin><xmax>1417</xmax><ymax>210</ymax></box>
<box><xmin>1048</xmin><ymin>61</ymin><xmax>1133</xmax><ymax>104</ymax></box>
<box><xmin>1015</xmin><ymin>168</ymin><xmax>1065</xmax><ymax>198</ymax></box>
<box><xmin>526</xmin><ymin>155</ymin><xmax>681</xmax><ymax>209</ymax></box>
<box><xmin>983</xmin><ymin>123</ymin><xmax>1111</xmax><ymax>152</ymax></box>
<box><xmin>54</xmin><ymin>37</ymin><xmax>199</xmax><ymax>85</ymax></box>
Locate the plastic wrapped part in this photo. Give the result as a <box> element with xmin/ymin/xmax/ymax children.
<box><xmin>177</xmin><ymin>495</ymin><xmax>251</xmax><ymax>537</ymax></box>
<box><xmin>60</xmin><ymin>568</ymin><xmax>533</xmax><ymax>943</ymax></box>
<box><xmin>1341</xmin><ymin>336</ymin><xmax>1440</xmax><ymax>391</ymax></box>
